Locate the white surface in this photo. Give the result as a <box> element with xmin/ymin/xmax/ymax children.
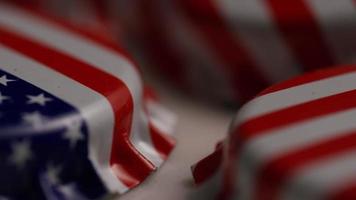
<box><xmin>119</xmin><ymin>78</ymin><xmax>234</xmax><ymax>200</ymax></box>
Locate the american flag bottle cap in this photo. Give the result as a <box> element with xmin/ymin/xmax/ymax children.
<box><xmin>193</xmin><ymin>66</ymin><xmax>356</xmax><ymax>200</ymax></box>
<box><xmin>108</xmin><ymin>0</ymin><xmax>356</xmax><ymax>106</ymax></box>
<box><xmin>0</xmin><ymin>3</ymin><xmax>176</xmax><ymax>199</ymax></box>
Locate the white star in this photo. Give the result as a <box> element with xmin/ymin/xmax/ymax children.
<box><xmin>27</xmin><ymin>93</ymin><xmax>52</xmax><ymax>106</ymax></box>
<box><xmin>22</xmin><ymin>112</ymin><xmax>45</xmax><ymax>128</ymax></box>
<box><xmin>0</xmin><ymin>75</ymin><xmax>15</xmax><ymax>86</ymax></box>
<box><xmin>59</xmin><ymin>184</ymin><xmax>77</xmax><ymax>198</ymax></box>
<box><xmin>0</xmin><ymin>92</ymin><xmax>10</xmax><ymax>104</ymax></box>
<box><xmin>8</xmin><ymin>140</ymin><xmax>33</xmax><ymax>169</ymax></box>
<box><xmin>45</xmin><ymin>164</ymin><xmax>62</xmax><ymax>185</ymax></box>
<box><xmin>63</xmin><ymin>119</ymin><xmax>84</xmax><ymax>148</ymax></box>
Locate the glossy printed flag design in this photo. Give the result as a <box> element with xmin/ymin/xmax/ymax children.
<box><xmin>0</xmin><ymin>69</ymin><xmax>108</xmax><ymax>199</ymax></box>
<box><xmin>0</xmin><ymin>3</ymin><xmax>175</xmax><ymax>199</ymax></box>
<box><xmin>107</xmin><ymin>0</ymin><xmax>356</xmax><ymax>105</ymax></box>
<box><xmin>193</xmin><ymin>66</ymin><xmax>356</xmax><ymax>200</ymax></box>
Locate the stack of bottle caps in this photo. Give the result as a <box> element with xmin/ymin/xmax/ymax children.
<box><xmin>107</xmin><ymin>0</ymin><xmax>356</xmax><ymax>105</ymax></box>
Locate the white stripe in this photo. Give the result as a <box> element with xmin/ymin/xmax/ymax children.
<box><xmin>0</xmin><ymin>4</ymin><xmax>163</xmax><ymax>167</ymax></box>
<box><xmin>235</xmin><ymin>71</ymin><xmax>356</xmax><ymax>124</ymax></box>
<box><xmin>146</xmin><ymin>100</ymin><xmax>177</xmax><ymax>137</ymax></box>
<box><xmin>214</xmin><ymin>0</ymin><xmax>301</xmax><ymax>83</ymax></box>
<box><xmin>0</xmin><ymin>45</ymin><xmax>128</xmax><ymax>193</ymax></box>
<box><xmin>234</xmin><ymin>71</ymin><xmax>356</xmax><ymax>199</ymax></box>
<box><xmin>243</xmin><ymin>107</ymin><xmax>356</xmax><ymax>170</ymax></box>
<box><xmin>238</xmin><ymin>100</ymin><xmax>356</xmax><ymax>200</ymax></box>
<box><xmin>238</xmin><ymin>107</ymin><xmax>356</xmax><ymax>200</ymax></box>
<box><xmin>281</xmin><ymin>150</ymin><xmax>356</xmax><ymax>200</ymax></box>
<box><xmin>309</xmin><ymin>0</ymin><xmax>356</xmax><ymax>63</ymax></box>
<box><xmin>236</xmin><ymin>109</ymin><xmax>356</xmax><ymax>199</ymax></box>
<box><xmin>236</xmin><ymin>156</ymin><xmax>254</xmax><ymax>200</ymax></box>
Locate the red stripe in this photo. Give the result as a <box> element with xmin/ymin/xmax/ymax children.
<box><xmin>229</xmin><ymin>66</ymin><xmax>356</xmax><ymax>199</ymax></box>
<box><xmin>4</xmin><ymin>0</ymin><xmax>42</xmax><ymax>8</ymax></box>
<box><xmin>192</xmin><ymin>143</ymin><xmax>223</xmax><ymax>184</ymax></box>
<box><xmin>240</xmin><ymin>89</ymin><xmax>356</xmax><ymax>141</ymax></box>
<box><xmin>328</xmin><ymin>181</ymin><xmax>356</xmax><ymax>200</ymax></box>
<box><xmin>84</xmin><ymin>0</ymin><xmax>114</xmax><ymax>33</ymax></box>
<box><xmin>144</xmin><ymin>88</ymin><xmax>176</xmax><ymax>159</ymax></box>
<box><xmin>87</xmin><ymin>0</ymin><xmax>109</xmax><ymax>20</ymax></box>
<box><xmin>138</xmin><ymin>1</ymin><xmax>187</xmax><ymax>87</ymax></box>
<box><xmin>7</xmin><ymin>3</ymin><xmax>139</xmax><ymax>70</ymax></box>
<box><xmin>144</xmin><ymin>86</ymin><xmax>160</xmax><ymax>102</ymax></box>
<box><xmin>254</xmin><ymin>130</ymin><xmax>356</xmax><ymax>200</ymax></box>
<box><xmin>149</xmin><ymin>124</ymin><xmax>175</xmax><ymax>159</ymax></box>
<box><xmin>218</xmin><ymin>142</ymin><xmax>237</xmax><ymax>200</ymax></box>
<box><xmin>0</xmin><ymin>28</ymin><xmax>155</xmax><ymax>188</ymax></box>
<box><xmin>258</xmin><ymin>66</ymin><xmax>356</xmax><ymax>96</ymax></box>
<box><xmin>174</xmin><ymin>0</ymin><xmax>269</xmax><ymax>102</ymax></box>
<box><xmin>234</xmin><ymin>90</ymin><xmax>356</xmax><ymax>198</ymax></box>
<box><xmin>266</xmin><ymin>0</ymin><xmax>335</xmax><ymax>71</ymax></box>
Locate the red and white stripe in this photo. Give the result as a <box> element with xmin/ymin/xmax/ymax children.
<box><xmin>308</xmin><ymin>0</ymin><xmax>356</xmax><ymax>64</ymax></box>
<box><xmin>230</xmin><ymin>66</ymin><xmax>356</xmax><ymax>200</ymax></box>
<box><xmin>214</xmin><ymin>0</ymin><xmax>301</xmax><ymax>83</ymax></box>
<box><xmin>193</xmin><ymin>66</ymin><xmax>356</xmax><ymax>199</ymax></box>
<box><xmin>6</xmin><ymin>0</ymin><xmax>111</xmax><ymax>36</ymax></box>
<box><xmin>0</xmin><ymin>3</ymin><xmax>175</xmax><ymax>194</ymax></box>
<box><xmin>155</xmin><ymin>0</ymin><xmax>235</xmax><ymax>102</ymax></box>
<box><xmin>115</xmin><ymin>0</ymin><xmax>356</xmax><ymax>104</ymax></box>
<box><xmin>174</xmin><ymin>0</ymin><xmax>270</xmax><ymax>102</ymax></box>
<box><xmin>263</xmin><ymin>0</ymin><xmax>336</xmax><ymax>71</ymax></box>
